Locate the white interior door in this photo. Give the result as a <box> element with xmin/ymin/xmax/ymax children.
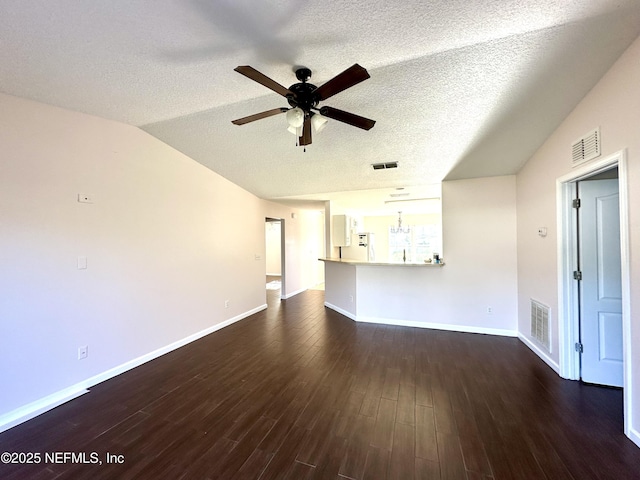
<box><xmin>578</xmin><ymin>179</ymin><xmax>623</xmax><ymax>387</ymax></box>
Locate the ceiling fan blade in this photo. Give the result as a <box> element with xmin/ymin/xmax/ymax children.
<box><xmin>231</xmin><ymin>107</ymin><xmax>288</xmax><ymax>125</ymax></box>
<box><xmin>313</xmin><ymin>64</ymin><xmax>370</xmax><ymax>101</ymax></box>
<box><xmin>299</xmin><ymin>115</ymin><xmax>312</xmax><ymax>146</ymax></box>
<box><xmin>319</xmin><ymin>106</ymin><xmax>376</xmax><ymax>130</ymax></box>
<box><xmin>234</xmin><ymin>66</ymin><xmax>293</xmax><ymax>97</ymax></box>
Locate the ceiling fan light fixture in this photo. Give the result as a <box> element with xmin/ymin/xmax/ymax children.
<box><xmin>287</xmin><ymin>125</ymin><xmax>301</xmax><ymax>136</ymax></box>
<box><xmin>286</xmin><ymin>107</ymin><xmax>304</xmax><ymax>128</ymax></box>
<box><xmin>311</xmin><ymin>113</ymin><xmax>328</xmax><ymax>133</ymax></box>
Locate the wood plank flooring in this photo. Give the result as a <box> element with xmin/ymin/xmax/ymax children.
<box><xmin>1</xmin><ymin>289</ymin><xmax>639</xmax><ymax>479</ymax></box>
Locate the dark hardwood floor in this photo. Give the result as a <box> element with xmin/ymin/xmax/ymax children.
<box><xmin>1</xmin><ymin>289</ymin><xmax>639</xmax><ymax>479</ymax></box>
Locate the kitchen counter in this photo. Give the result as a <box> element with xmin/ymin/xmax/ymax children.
<box><xmin>319</xmin><ymin>255</ymin><xmax>515</xmax><ymax>338</ymax></box>
<box><xmin>319</xmin><ymin>257</ymin><xmax>444</xmax><ymax>267</ymax></box>
<box><xmin>320</xmin><ymin>257</ymin><xmax>445</xmax><ymax>325</ymax></box>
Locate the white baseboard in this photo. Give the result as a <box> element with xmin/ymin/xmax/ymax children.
<box><xmin>0</xmin><ymin>387</ymin><xmax>90</xmax><ymax>434</ymax></box>
<box><xmin>0</xmin><ymin>304</ymin><xmax>267</xmax><ymax>434</ymax></box>
<box><xmin>324</xmin><ymin>302</ymin><xmax>356</xmax><ymax>321</ymax></box>
<box><xmin>266</xmin><ymin>273</ymin><xmax>281</xmax><ymax>277</ymax></box>
<box><xmin>322</xmin><ymin>304</ymin><xmax>516</xmax><ymax>337</ymax></box>
<box><xmin>282</xmin><ymin>287</ymin><xmax>306</xmax><ymax>299</ymax></box>
<box><xmin>628</xmin><ymin>426</ymin><xmax>640</xmax><ymax>448</ymax></box>
<box><xmin>518</xmin><ymin>333</ymin><xmax>560</xmax><ymax>374</ymax></box>
<box><xmin>357</xmin><ymin>315</ymin><xmax>517</xmax><ymax>337</ymax></box>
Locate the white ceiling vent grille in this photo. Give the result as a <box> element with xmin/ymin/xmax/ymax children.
<box><xmin>530</xmin><ymin>299</ymin><xmax>551</xmax><ymax>352</ymax></box>
<box><xmin>571</xmin><ymin>128</ymin><xmax>600</xmax><ymax>166</ymax></box>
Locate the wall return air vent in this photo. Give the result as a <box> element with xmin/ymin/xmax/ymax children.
<box><xmin>530</xmin><ymin>299</ymin><xmax>551</xmax><ymax>352</ymax></box>
<box><xmin>571</xmin><ymin>127</ymin><xmax>600</xmax><ymax>166</ymax></box>
<box><xmin>372</xmin><ymin>162</ymin><xmax>398</xmax><ymax>170</ymax></box>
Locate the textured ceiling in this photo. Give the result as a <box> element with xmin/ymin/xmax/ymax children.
<box><xmin>1</xmin><ymin>1</ymin><xmax>639</xmax><ymax>211</ymax></box>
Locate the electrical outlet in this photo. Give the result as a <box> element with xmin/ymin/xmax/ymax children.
<box><xmin>486</xmin><ymin>306</ymin><xmax>493</xmax><ymax>315</ymax></box>
<box><xmin>77</xmin><ymin>194</ymin><xmax>93</xmax><ymax>204</ymax></box>
<box><xmin>349</xmin><ymin>295</ymin><xmax>354</xmax><ymax>303</ymax></box>
<box><xmin>224</xmin><ymin>300</ymin><xmax>230</xmax><ymax>308</ymax></box>
<box><xmin>78</xmin><ymin>345</ymin><xmax>88</xmax><ymax>360</ymax></box>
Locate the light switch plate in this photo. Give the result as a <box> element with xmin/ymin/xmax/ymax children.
<box><xmin>78</xmin><ymin>345</ymin><xmax>88</xmax><ymax>360</ymax></box>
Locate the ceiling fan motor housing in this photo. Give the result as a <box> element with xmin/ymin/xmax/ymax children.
<box><xmin>287</xmin><ymin>81</ymin><xmax>319</xmax><ymax>111</ymax></box>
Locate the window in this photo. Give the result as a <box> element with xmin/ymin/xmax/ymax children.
<box><xmin>389</xmin><ymin>224</ymin><xmax>441</xmax><ymax>263</ymax></box>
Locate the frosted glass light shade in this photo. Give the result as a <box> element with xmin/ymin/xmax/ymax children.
<box><xmin>311</xmin><ymin>113</ymin><xmax>328</xmax><ymax>133</ymax></box>
<box><xmin>287</xmin><ymin>125</ymin><xmax>301</xmax><ymax>136</ymax></box>
<box><xmin>286</xmin><ymin>107</ymin><xmax>304</xmax><ymax>128</ymax></box>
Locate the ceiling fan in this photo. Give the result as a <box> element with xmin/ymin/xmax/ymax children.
<box><xmin>231</xmin><ymin>64</ymin><xmax>376</xmax><ymax>147</ymax></box>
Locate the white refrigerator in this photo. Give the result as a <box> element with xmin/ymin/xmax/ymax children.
<box><xmin>353</xmin><ymin>233</ymin><xmax>375</xmax><ymax>262</ymax></box>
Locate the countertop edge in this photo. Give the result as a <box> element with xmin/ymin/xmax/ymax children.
<box><xmin>318</xmin><ymin>258</ymin><xmax>445</xmax><ymax>267</ymax></box>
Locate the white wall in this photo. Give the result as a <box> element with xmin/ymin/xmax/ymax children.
<box><xmin>0</xmin><ymin>93</ymin><xmax>269</xmax><ymax>427</ymax></box>
<box><xmin>324</xmin><ymin>262</ymin><xmax>357</xmax><ymax>319</ymax></box>
<box><xmin>265</xmin><ymin>221</ymin><xmax>281</xmax><ymax>275</ymax></box>
<box><xmin>516</xmin><ymin>35</ymin><xmax>640</xmax><ymax>445</ymax></box>
<box><xmin>440</xmin><ymin>175</ymin><xmax>518</xmax><ymax>331</ymax></box>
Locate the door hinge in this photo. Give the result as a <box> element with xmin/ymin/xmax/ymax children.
<box><xmin>573</xmin><ymin>270</ymin><xmax>582</xmax><ymax>281</ymax></box>
<box><xmin>573</xmin><ymin>198</ymin><xmax>581</xmax><ymax>208</ymax></box>
<box><xmin>575</xmin><ymin>342</ymin><xmax>583</xmax><ymax>353</ymax></box>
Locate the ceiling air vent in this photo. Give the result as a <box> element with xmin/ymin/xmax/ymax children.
<box><xmin>372</xmin><ymin>162</ymin><xmax>398</xmax><ymax>170</ymax></box>
<box><xmin>571</xmin><ymin>128</ymin><xmax>600</xmax><ymax>167</ymax></box>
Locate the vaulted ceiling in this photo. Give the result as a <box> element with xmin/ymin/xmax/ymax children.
<box><xmin>2</xmin><ymin>1</ymin><xmax>639</xmax><ymax>211</ymax></box>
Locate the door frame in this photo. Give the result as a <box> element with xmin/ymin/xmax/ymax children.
<box><xmin>556</xmin><ymin>149</ymin><xmax>632</xmax><ymax>436</ymax></box>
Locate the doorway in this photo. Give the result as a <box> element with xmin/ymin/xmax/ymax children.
<box><xmin>556</xmin><ymin>150</ymin><xmax>631</xmax><ymax>436</ymax></box>
<box><xmin>265</xmin><ymin>218</ymin><xmax>285</xmax><ymax>300</ymax></box>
